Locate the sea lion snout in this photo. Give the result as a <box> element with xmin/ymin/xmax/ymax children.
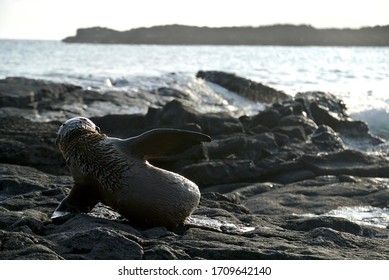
<box><xmin>56</xmin><ymin>117</ymin><xmax>101</xmax><ymax>146</ymax></box>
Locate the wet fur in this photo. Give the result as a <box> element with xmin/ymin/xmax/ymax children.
<box><xmin>60</xmin><ymin>131</ymin><xmax>130</xmax><ymax>193</ymax></box>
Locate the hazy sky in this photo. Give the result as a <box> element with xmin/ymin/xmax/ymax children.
<box><xmin>1</xmin><ymin>0</ymin><xmax>388</xmax><ymax>40</ymax></box>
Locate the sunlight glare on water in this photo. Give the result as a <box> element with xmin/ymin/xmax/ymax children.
<box><xmin>304</xmin><ymin>206</ymin><xmax>389</xmax><ymax>229</ymax></box>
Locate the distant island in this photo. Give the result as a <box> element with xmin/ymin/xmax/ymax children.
<box><xmin>63</xmin><ymin>24</ymin><xmax>389</xmax><ymax>46</ymax></box>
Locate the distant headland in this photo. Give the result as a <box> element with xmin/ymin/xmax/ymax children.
<box><xmin>62</xmin><ymin>24</ymin><xmax>389</xmax><ymax>46</ymax></box>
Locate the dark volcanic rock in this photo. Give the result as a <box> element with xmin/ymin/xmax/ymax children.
<box><xmin>300</xmin><ymin>150</ymin><xmax>389</xmax><ymax>177</ymax></box>
<box><xmin>145</xmin><ymin>99</ymin><xmax>244</xmax><ymax>137</ymax></box>
<box><xmin>1</xmin><ymin>74</ymin><xmax>389</xmax><ymax>260</ymax></box>
<box><xmin>0</xmin><ymin>77</ymin><xmax>84</xmax><ymax>121</ymax></box>
<box><xmin>0</xmin><ymin>77</ymin><xmax>167</xmax><ymax>122</ymax></box>
<box><xmin>0</xmin><ymin>77</ymin><xmax>82</xmax><ymax>108</ymax></box>
<box><xmin>1</xmin><ymin>164</ymin><xmax>388</xmax><ymax>260</ymax></box>
<box><xmin>294</xmin><ymin>91</ymin><xmax>384</xmax><ymax>149</ymax></box>
<box><xmin>0</xmin><ymin>117</ymin><xmax>66</xmax><ymax>175</ymax></box>
<box><xmin>182</xmin><ymin>160</ymin><xmax>263</xmax><ymax>187</ymax></box>
<box><xmin>197</xmin><ymin>71</ymin><xmax>289</xmax><ymax>104</ymax></box>
<box><xmin>311</xmin><ymin>125</ymin><xmax>344</xmax><ymax>151</ymax></box>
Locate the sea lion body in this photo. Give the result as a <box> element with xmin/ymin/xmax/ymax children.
<box><xmin>53</xmin><ymin>117</ymin><xmax>210</xmax><ymax>228</ymax></box>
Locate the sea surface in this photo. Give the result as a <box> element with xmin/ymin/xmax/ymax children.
<box><xmin>1</xmin><ymin>40</ymin><xmax>389</xmax><ymax>228</ymax></box>
<box><xmin>1</xmin><ymin>40</ymin><xmax>389</xmax><ymax>138</ymax></box>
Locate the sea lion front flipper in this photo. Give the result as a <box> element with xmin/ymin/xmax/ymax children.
<box><xmin>51</xmin><ymin>182</ymin><xmax>100</xmax><ymax>220</ymax></box>
<box><xmin>116</xmin><ymin>128</ymin><xmax>211</xmax><ymax>159</ymax></box>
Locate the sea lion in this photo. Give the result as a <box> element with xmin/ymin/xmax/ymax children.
<box><xmin>52</xmin><ymin>117</ymin><xmax>211</xmax><ymax>228</ymax></box>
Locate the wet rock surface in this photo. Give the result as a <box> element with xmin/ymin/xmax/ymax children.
<box><xmin>197</xmin><ymin>70</ymin><xmax>289</xmax><ymax>104</ymax></box>
<box><xmin>1</xmin><ymin>74</ymin><xmax>389</xmax><ymax>260</ymax></box>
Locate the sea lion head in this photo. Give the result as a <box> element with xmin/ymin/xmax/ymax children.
<box><xmin>56</xmin><ymin>117</ymin><xmax>101</xmax><ymax>147</ymax></box>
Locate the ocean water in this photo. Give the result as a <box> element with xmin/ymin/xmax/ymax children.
<box><xmin>1</xmin><ymin>40</ymin><xmax>389</xmax><ymax>138</ymax></box>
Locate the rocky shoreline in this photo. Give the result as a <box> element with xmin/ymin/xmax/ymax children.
<box><xmin>1</xmin><ymin>72</ymin><xmax>389</xmax><ymax>259</ymax></box>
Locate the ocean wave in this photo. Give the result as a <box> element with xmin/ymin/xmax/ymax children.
<box><xmin>350</xmin><ymin>107</ymin><xmax>389</xmax><ymax>140</ymax></box>
<box><xmin>105</xmin><ymin>74</ymin><xmax>266</xmax><ymax>117</ymax></box>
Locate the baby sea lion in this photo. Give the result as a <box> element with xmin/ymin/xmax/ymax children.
<box><xmin>52</xmin><ymin>117</ymin><xmax>211</xmax><ymax>228</ymax></box>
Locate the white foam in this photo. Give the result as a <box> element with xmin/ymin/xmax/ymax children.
<box><xmin>350</xmin><ymin>107</ymin><xmax>389</xmax><ymax>140</ymax></box>
<box><xmin>106</xmin><ymin>73</ymin><xmax>265</xmax><ymax>117</ymax></box>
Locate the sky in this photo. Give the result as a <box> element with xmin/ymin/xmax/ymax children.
<box><xmin>0</xmin><ymin>0</ymin><xmax>388</xmax><ymax>40</ymax></box>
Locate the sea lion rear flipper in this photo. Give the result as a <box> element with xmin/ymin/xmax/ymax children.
<box><xmin>116</xmin><ymin>128</ymin><xmax>211</xmax><ymax>159</ymax></box>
